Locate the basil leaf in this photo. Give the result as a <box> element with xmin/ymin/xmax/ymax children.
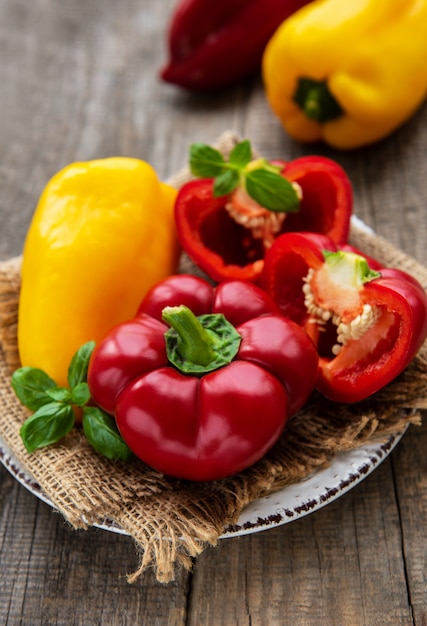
<box><xmin>11</xmin><ymin>367</ymin><xmax>57</xmax><ymax>411</ymax></box>
<box><xmin>228</xmin><ymin>140</ymin><xmax>252</xmax><ymax>168</ymax></box>
<box><xmin>45</xmin><ymin>386</ymin><xmax>71</xmax><ymax>403</ymax></box>
<box><xmin>20</xmin><ymin>402</ymin><xmax>75</xmax><ymax>453</ymax></box>
<box><xmin>189</xmin><ymin>143</ymin><xmax>226</xmax><ymax>178</ymax></box>
<box><xmin>71</xmin><ymin>382</ymin><xmax>91</xmax><ymax>406</ymax></box>
<box><xmin>67</xmin><ymin>340</ymin><xmax>95</xmax><ymax>388</ymax></box>
<box><xmin>245</xmin><ymin>169</ymin><xmax>301</xmax><ymax>213</ymax></box>
<box><xmin>83</xmin><ymin>407</ymin><xmax>133</xmax><ymax>461</ymax></box>
<box><xmin>213</xmin><ymin>169</ymin><xmax>240</xmax><ymax>197</ymax></box>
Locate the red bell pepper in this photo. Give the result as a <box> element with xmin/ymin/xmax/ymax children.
<box><xmin>87</xmin><ymin>275</ymin><xmax>318</xmax><ymax>481</ymax></box>
<box><xmin>160</xmin><ymin>0</ymin><xmax>313</xmax><ymax>91</ymax></box>
<box><xmin>175</xmin><ymin>156</ymin><xmax>352</xmax><ymax>283</ymax></box>
<box><xmin>261</xmin><ymin>232</ymin><xmax>427</xmax><ymax>403</ymax></box>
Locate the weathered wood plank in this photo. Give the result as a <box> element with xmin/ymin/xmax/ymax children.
<box><xmin>392</xmin><ymin>417</ymin><xmax>427</xmax><ymax>625</ymax></box>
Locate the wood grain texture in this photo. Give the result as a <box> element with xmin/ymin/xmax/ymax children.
<box><xmin>188</xmin><ymin>458</ymin><xmax>415</xmax><ymax>626</ymax></box>
<box><xmin>1</xmin><ymin>0</ymin><xmax>427</xmax><ymax>623</ymax></box>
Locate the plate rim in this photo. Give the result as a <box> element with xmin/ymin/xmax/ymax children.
<box><xmin>0</xmin><ymin>428</ymin><xmax>407</xmax><ymax>539</ymax></box>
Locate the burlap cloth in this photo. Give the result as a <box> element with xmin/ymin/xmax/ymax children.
<box><xmin>1</xmin><ymin>131</ymin><xmax>427</xmax><ymax>583</ymax></box>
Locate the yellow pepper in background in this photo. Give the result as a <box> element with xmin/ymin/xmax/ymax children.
<box><xmin>18</xmin><ymin>157</ymin><xmax>180</xmax><ymax>387</ymax></box>
<box><xmin>262</xmin><ymin>0</ymin><xmax>427</xmax><ymax>149</ymax></box>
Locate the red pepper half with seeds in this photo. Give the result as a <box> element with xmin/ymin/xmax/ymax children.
<box><xmin>160</xmin><ymin>0</ymin><xmax>313</xmax><ymax>91</ymax></box>
<box><xmin>176</xmin><ymin>141</ymin><xmax>353</xmax><ymax>284</ymax></box>
<box><xmin>87</xmin><ymin>275</ymin><xmax>318</xmax><ymax>481</ymax></box>
<box><xmin>261</xmin><ymin>232</ymin><xmax>427</xmax><ymax>403</ymax></box>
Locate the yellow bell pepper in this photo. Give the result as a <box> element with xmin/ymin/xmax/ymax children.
<box><xmin>262</xmin><ymin>0</ymin><xmax>427</xmax><ymax>149</ymax></box>
<box><xmin>18</xmin><ymin>157</ymin><xmax>180</xmax><ymax>387</ymax></box>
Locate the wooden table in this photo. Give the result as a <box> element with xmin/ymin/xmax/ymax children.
<box><xmin>1</xmin><ymin>1</ymin><xmax>426</xmax><ymax>623</ymax></box>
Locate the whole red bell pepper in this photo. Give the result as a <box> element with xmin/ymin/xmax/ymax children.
<box><xmin>175</xmin><ymin>156</ymin><xmax>352</xmax><ymax>283</ymax></box>
<box><xmin>261</xmin><ymin>232</ymin><xmax>427</xmax><ymax>403</ymax></box>
<box><xmin>160</xmin><ymin>0</ymin><xmax>313</xmax><ymax>91</ymax></box>
<box><xmin>87</xmin><ymin>275</ymin><xmax>318</xmax><ymax>481</ymax></box>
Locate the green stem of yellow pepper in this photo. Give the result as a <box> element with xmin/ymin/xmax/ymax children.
<box><xmin>293</xmin><ymin>77</ymin><xmax>343</xmax><ymax>123</ymax></box>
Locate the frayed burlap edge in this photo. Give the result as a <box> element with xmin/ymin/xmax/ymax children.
<box><xmin>1</xmin><ymin>131</ymin><xmax>427</xmax><ymax>584</ymax></box>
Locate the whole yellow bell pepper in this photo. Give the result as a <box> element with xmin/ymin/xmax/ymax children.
<box><xmin>262</xmin><ymin>0</ymin><xmax>427</xmax><ymax>149</ymax></box>
<box><xmin>18</xmin><ymin>157</ymin><xmax>180</xmax><ymax>387</ymax></box>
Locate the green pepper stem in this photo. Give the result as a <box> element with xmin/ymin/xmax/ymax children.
<box><xmin>162</xmin><ymin>305</ymin><xmax>242</xmax><ymax>375</ymax></box>
<box><xmin>323</xmin><ymin>250</ymin><xmax>381</xmax><ymax>287</ymax></box>
<box><xmin>162</xmin><ymin>305</ymin><xmax>217</xmax><ymax>366</ymax></box>
<box><xmin>293</xmin><ymin>78</ymin><xmax>343</xmax><ymax>124</ymax></box>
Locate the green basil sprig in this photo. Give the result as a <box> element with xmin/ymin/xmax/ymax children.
<box><xmin>189</xmin><ymin>139</ymin><xmax>300</xmax><ymax>213</ymax></box>
<box><xmin>11</xmin><ymin>341</ymin><xmax>132</xmax><ymax>461</ymax></box>
<box><xmin>82</xmin><ymin>407</ymin><xmax>133</xmax><ymax>462</ymax></box>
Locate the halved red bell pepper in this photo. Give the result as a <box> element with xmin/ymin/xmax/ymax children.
<box><xmin>261</xmin><ymin>232</ymin><xmax>427</xmax><ymax>403</ymax></box>
<box><xmin>175</xmin><ymin>156</ymin><xmax>352</xmax><ymax>283</ymax></box>
<box><xmin>87</xmin><ymin>275</ymin><xmax>318</xmax><ymax>481</ymax></box>
<box><xmin>160</xmin><ymin>0</ymin><xmax>313</xmax><ymax>92</ymax></box>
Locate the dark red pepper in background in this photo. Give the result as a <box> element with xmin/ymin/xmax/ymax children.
<box><xmin>160</xmin><ymin>0</ymin><xmax>313</xmax><ymax>91</ymax></box>
<box><xmin>87</xmin><ymin>275</ymin><xmax>318</xmax><ymax>481</ymax></box>
<box><xmin>261</xmin><ymin>232</ymin><xmax>427</xmax><ymax>403</ymax></box>
<box><xmin>175</xmin><ymin>156</ymin><xmax>352</xmax><ymax>283</ymax></box>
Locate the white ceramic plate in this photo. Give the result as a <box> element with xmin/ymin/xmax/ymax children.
<box><xmin>0</xmin><ymin>429</ymin><xmax>406</xmax><ymax>538</ymax></box>
<box><xmin>0</xmin><ymin>216</ymin><xmax>408</xmax><ymax>537</ymax></box>
<box><xmin>222</xmin><ymin>430</ymin><xmax>405</xmax><ymax>537</ymax></box>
